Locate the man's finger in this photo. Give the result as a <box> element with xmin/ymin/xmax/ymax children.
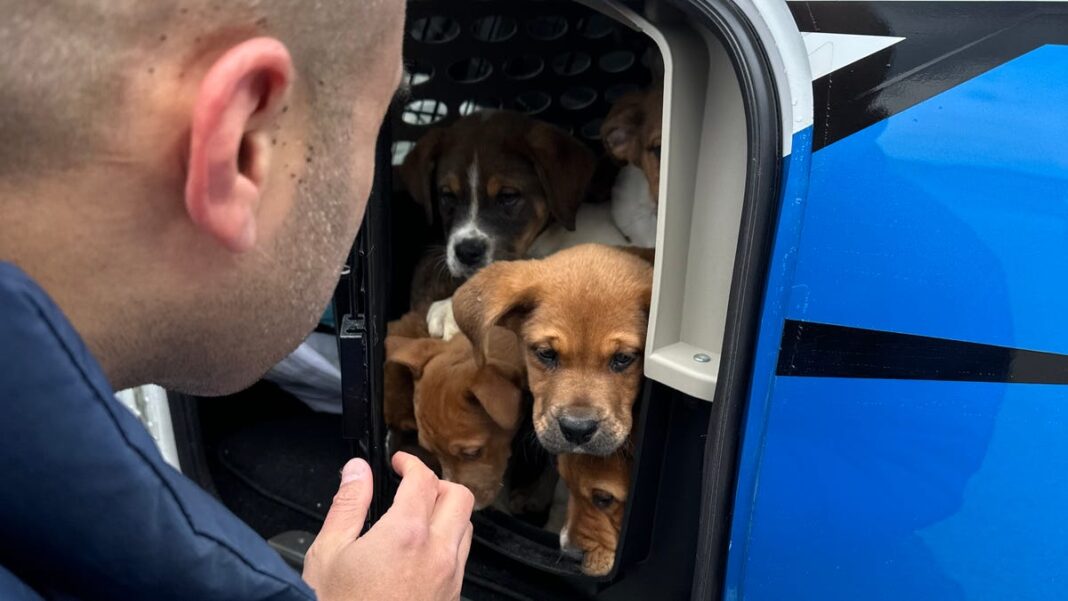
<box><xmin>315</xmin><ymin>458</ymin><xmax>374</xmax><ymax>553</ymax></box>
<box><xmin>431</xmin><ymin>480</ymin><xmax>475</xmax><ymax>548</ymax></box>
<box><xmin>388</xmin><ymin>452</ymin><xmax>440</xmax><ymax>522</ymax></box>
<box><xmin>453</xmin><ymin>522</ymin><xmax>473</xmax><ymax>591</ymax></box>
<box><xmin>457</xmin><ymin>521</ymin><xmax>473</xmax><ymax>568</ymax></box>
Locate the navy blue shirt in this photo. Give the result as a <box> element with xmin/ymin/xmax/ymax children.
<box><xmin>0</xmin><ymin>262</ymin><xmax>316</xmax><ymax>600</ymax></box>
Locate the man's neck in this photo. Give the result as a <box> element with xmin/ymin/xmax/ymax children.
<box><xmin>0</xmin><ymin>182</ymin><xmax>151</xmax><ymax>391</ymax></box>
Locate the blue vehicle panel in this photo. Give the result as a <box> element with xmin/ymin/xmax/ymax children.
<box><xmin>727</xmin><ymin>44</ymin><xmax>1068</xmax><ymax>601</ymax></box>
<box><xmin>793</xmin><ymin>45</ymin><xmax>1068</xmax><ymax>352</ymax></box>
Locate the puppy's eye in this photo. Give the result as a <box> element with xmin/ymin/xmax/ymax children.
<box><xmin>610</xmin><ymin>352</ymin><xmax>637</xmax><ymax>373</ymax></box>
<box><xmin>533</xmin><ymin>346</ymin><xmax>558</xmax><ymax>368</ymax></box>
<box><xmin>496</xmin><ymin>188</ymin><xmax>522</xmax><ymax>208</ymax></box>
<box><xmin>648</xmin><ymin>144</ymin><xmax>661</xmax><ymax>161</ymax></box>
<box><xmin>591</xmin><ymin>489</ymin><xmax>616</xmax><ymax>510</ymax></box>
<box><xmin>460</xmin><ymin>447</ymin><xmax>483</xmax><ymax>460</ymax></box>
<box><xmin>438</xmin><ymin>187</ymin><xmax>458</xmax><ymax>205</ymax></box>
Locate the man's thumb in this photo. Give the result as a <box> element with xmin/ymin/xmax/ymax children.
<box><xmin>317</xmin><ymin>458</ymin><xmax>374</xmax><ymax>551</ymax></box>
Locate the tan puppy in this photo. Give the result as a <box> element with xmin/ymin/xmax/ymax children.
<box><xmin>558</xmin><ymin>448</ymin><xmax>632</xmax><ymax>576</ymax></box>
<box><xmin>386</xmin><ymin>325</ymin><xmax>526</xmax><ymax>509</ymax></box>
<box><xmin>452</xmin><ymin>244</ymin><xmax>653</xmax><ymax>456</ymax></box>
<box><xmin>601</xmin><ymin>87</ymin><xmax>663</xmax><ymax>203</ymax></box>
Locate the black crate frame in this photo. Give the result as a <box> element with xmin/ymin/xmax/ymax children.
<box><xmin>394</xmin><ymin>0</ymin><xmax>657</xmax><ymax>158</ymax></box>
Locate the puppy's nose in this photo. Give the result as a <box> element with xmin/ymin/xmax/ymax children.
<box><xmin>454</xmin><ymin>238</ymin><xmax>487</xmax><ymax>267</ymax></box>
<box><xmin>558</xmin><ymin>415</ymin><xmax>599</xmax><ymax>445</ymax></box>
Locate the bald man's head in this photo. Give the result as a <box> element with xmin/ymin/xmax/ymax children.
<box><xmin>0</xmin><ymin>0</ymin><xmax>392</xmax><ymax>179</ymax></box>
<box><xmin>0</xmin><ymin>0</ymin><xmax>406</xmax><ymax>394</ymax></box>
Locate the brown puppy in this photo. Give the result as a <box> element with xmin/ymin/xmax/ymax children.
<box><xmin>383</xmin><ymin>310</ymin><xmax>441</xmax><ymax>472</ymax></box>
<box><xmin>452</xmin><ymin>244</ymin><xmax>653</xmax><ymax>456</ymax></box>
<box><xmin>601</xmin><ymin>87</ymin><xmax>663</xmax><ymax>203</ymax></box>
<box><xmin>557</xmin><ymin>448</ymin><xmax>632</xmax><ymax>576</ymax></box>
<box><xmin>386</xmin><ymin>325</ymin><xmax>526</xmax><ymax>509</ymax></box>
<box><xmin>383</xmin><ymin>310</ymin><xmax>429</xmax><ymax>431</ymax></box>
<box><xmin>400</xmin><ymin>110</ymin><xmax>596</xmax><ymax>308</ymax></box>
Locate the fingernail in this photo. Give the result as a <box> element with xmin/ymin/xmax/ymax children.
<box><xmin>341</xmin><ymin>458</ymin><xmax>369</xmax><ymax>484</ymax></box>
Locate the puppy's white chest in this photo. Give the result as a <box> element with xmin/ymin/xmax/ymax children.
<box><xmin>610</xmin><ymin>165</ymin><xmax>658</xmax><ymax>248</ymax></box>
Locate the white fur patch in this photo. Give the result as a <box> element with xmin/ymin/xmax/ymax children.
<box><xmin>558</xmin><ymin>522</ymin><xmax>582</xmax><ymax>558</ymax></box>
<box><xmin>426</xmin><ymin>298</ymin><xmax>460</xmax><ymax>341</ymax></box>
<box><xmin>610</xmin><ymin>165</ymin><xmax>658</xmax><ymax>248</ymax></box>
<box><xmin>445</xmin><ymin>153</ymin><xmax>494</xmax><ymax>276</ymax></box>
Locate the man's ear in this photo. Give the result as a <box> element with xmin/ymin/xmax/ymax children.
<box><xmin>470</xmin><ymin>366</ymin><xmax>522</xmax><ymax>431</ymax></box>
<box><xmin>520</xmin><ymin>122</ymin><xmax>594</xmax><ymax>231</ymax></box>
<box><xmin>185</xmin><ymin>37</ymin><xmax>293</xmax><ymax>253</ymax></box>
<box><xmin>385</xmin><ymin>335</ymin><xmax>443</xmax><ymax>379</ymax></box>
<box><xmin>399</xmin><ymin>127</ymin><xmax>448</xmax><ymax>224</ymax></box>
<box><xmin>452</xmin><ymin>260</ymin><xmax>540</xmax><ymax>367</ymax></box>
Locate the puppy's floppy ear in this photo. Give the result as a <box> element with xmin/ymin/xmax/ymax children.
<box><xmin>399</xmin><ymin>127</ymin><xmax>447</xmax><ymax>223</ymax></box>
<box><xmin>601</xmin><ymin>91</ymin><xmax>646</xmax><ymax>165</ymax></box>
<box><xmin>470</xmin><ymin>366</ymin><xmax>522</xmax><ymax>431</ymax></box>
<box><xmin>522</xmin><ymin>122</ymin><xmax>594</xmax><ymax>231</ymax></box>
<box><xmin>383</xmin><ymin>362</ymin><xmax>418</xmax><ymax>431</ymax></box>
<box><xmin>385</xmin><ymin>336</ymin><xmax>443</xmax><ymax>379</ymax></box>
<box><xmin>637</xmin><ymin>267</ymin><xmax>654</xmax><ymax>316</ymax></box>
<box><xmin>612</xmin><ymin>247</ymin><xmax>655</xmax><ymax>315</ymax></box>
<box><xmin>485</xmin><ymin>326</ymin><xmax>526</xmax><ymax>379</ymax></box>
<box><xmin>453</xmin><ymin>261</ymin><xmax>540</xmax><ymax>367</ymax></box>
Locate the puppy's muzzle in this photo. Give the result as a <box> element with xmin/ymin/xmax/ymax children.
<box><xmin>453</xmin><ymin>237</ymin><xmax>488</xmax><ymax>268</ymax></box>
<box><xmin>559</xmin><ymin>525</ymin><xmax>583</xmax><ymax>559</ymax></box>
<box><xmin>539</xmin><ymin>406</ymin><xmax>622</xmax><ymax>454</ymax></box>
<box><xmin>558</xmin><ymin>414</ymin><xmax>599</xmax><ymax>445</ymax></box>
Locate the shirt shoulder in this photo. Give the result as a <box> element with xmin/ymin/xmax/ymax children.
<box><xmin>0</xmin><ymin>262</ymin><xmax>315</xmax><ymax>601</ymax></box>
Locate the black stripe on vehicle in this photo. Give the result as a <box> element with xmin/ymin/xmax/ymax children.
<box><xmin>788</xmin><ymin>2</ymin><xmax>1068</xmax><ymax>151</ymax></box>
<box><xmin>777</xmin><ymin>319</ymin><xmax>1068</xmax><ymax>383</ymax></box>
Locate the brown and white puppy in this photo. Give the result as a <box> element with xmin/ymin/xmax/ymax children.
<box><xmin>557</xmin><ymin>447</ymin><xmax>632</xmax><ymax>576</ymax></box>
<box><xmin>601</xmin><ymin>86</ymin><xmax>663</xmax><ymax>203</ymax></box>
<box><xmin>453</xmin><ymin>244</ymin><xmax>653</xmax><ymax>456</ymax></box>
<box><xmin>400</xmin><ymin>110</ymin><xmax>595</xmax><ymax>291</ymax></box>
<box><xmin>386</xmin><ymin>325</ymin><xmax>526</xmax><ymax>509</ymax></box>
<box><xmin>600</xmin><ymin>87</ymin><xmax>663</xmax><ymax>249</ymax></box>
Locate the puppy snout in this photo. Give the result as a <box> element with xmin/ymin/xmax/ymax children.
<box><xmin>559</xmin><ymin>525</ymin><xmax>583</xmax><ymax>558</ymax></box>
<box><xmin>454</xmin><ymin>238</ymin><xmax>488</xmax><ymax>267</ymax></box>
<box><xmin>558</xmin><ymin>414</ymin><xmax>600</xmax><ymax>445</ymax></box>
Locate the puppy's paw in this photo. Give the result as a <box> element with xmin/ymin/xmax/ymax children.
<box><xmin>426</xmin><ymin>298</ymin><xmax>460</xmax><ymax>341</ymax></box>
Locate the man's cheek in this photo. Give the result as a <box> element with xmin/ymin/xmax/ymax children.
<box><xmin>347</xmin><ymin>157</ymin><xmax>375</xmax><ymax>226</ymax></box>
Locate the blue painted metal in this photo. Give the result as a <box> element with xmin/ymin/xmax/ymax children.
<box><xmin>725</xmin><ymin>45</ymin><xmax>1068</xmax><ymax>600</ymax></box>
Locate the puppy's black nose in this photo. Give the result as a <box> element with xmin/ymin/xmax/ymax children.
<box><xmin>454</xmin><ymin>238</ymin><xmax>487</xmax><ymax>267</ymax></box>
<box><xmin>558</xmin><ymin>415</ymin><xmax>599</xmax><ymax>445</ymax></box>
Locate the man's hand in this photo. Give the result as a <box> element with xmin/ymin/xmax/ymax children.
<box><xmin>303</xmin><ymin>453</ymin><xmax>475</xmax><ymax>601</ymax></box>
